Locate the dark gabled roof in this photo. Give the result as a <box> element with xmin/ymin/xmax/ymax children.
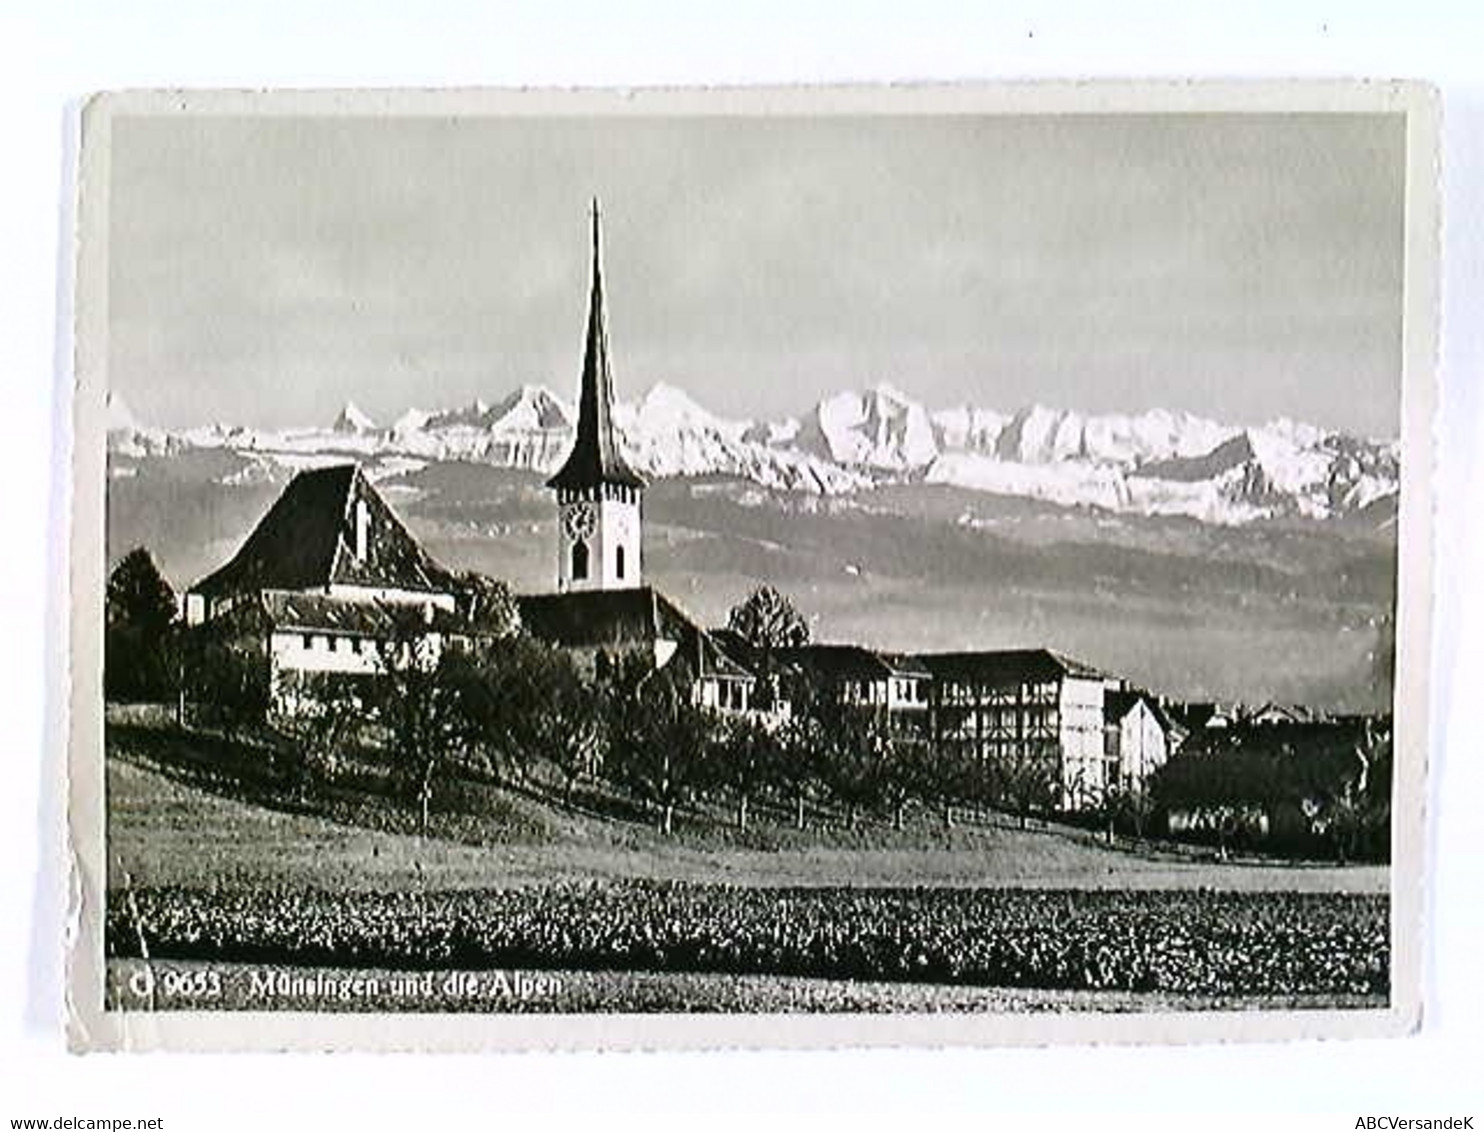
<box><xmin>1164</xmin><ymin>701</ymin><xmax>1218</xmax><ymax>731</ymax></box>
<box><xmin>1249</xmin><ymin>702</ymin><xmax>1320</xmax><ymax>724</ymax></box>
<box><xmin>777</xmin><ymin>644</ymin><xmax>926</xmax><ymax>682</ymax></box>
<box><xmin>914</xmin><ymin>648</ymin><xmax>1106</xmax><ymax>686</ymax></box>
<box><xmin>517</xmin><ymin>586</ymin><xmax>750</xmax><ymax>682</ymax></box>
<box><xmin>1104</xmin><ymin>689</ymin><xmax>1174</xmax><ymax>731</ymax></box>
<box><xmin>546</xmin><ymin>203</ymin><xmax>644</xmax><ymax>493</ymax></box>
<box><xmin>191</xmin><ymin>464</ymin><xmax>454</xmax><ymax>601</ymax></box>
<box><xmin>257</xmin><ymin>589</ymin><xmax>466</xmax><ymax>636</ymax></box>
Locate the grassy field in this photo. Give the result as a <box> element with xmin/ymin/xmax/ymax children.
<box><xmin>102</xmin><ymin>733</ymin><xmax>1389</xmax><ymax>1012</ymax></box>
<box><xmin>106</xmin><ymin>751</ymin><xmax>1387</xmax><ymax>894</ymax></box>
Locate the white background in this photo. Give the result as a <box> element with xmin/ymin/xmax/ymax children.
<box><xmin>3</xmin><ymin>3</ymin><xmax>1481</xmax><ymax>1125</ymax></box>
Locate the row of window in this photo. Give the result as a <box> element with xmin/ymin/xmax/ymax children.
<box><xmin>936</xmin><ymin>705</ymin><xmax>1059</xmax><ymax>728</ymax></box>
<box><xmin>558</xmin><ymin>484</ymin><xmax>640</xmax><ymax>504</ymax></box>
<box><xmin>935</xmin><ymin>681</ymin><xmax>1060</xmax><ymax>706</ymax></box>
<box><xmin>294</xmin><ymin>633</ymin><xmax>371</xmax><ymax>655</ymax></box>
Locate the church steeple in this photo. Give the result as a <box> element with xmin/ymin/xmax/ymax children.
<box><xmin>547</xmin><ymin>200</ymin><xmax>644</xmax><ymax>493</ymax></box>
<box><xmin>547</xmin><ymin>201</ymin><xmax>645</xmax><ymax>593</ymax></box>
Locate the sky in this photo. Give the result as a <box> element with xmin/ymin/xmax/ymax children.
<box><xmin>108</xmin><ymin>111</ymin><xmax>1406</xmax><ymax>437</ymax></box>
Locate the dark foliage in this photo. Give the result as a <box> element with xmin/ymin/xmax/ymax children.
<box><xmin>726</xmin><ymin>584</ymin><xmax>811</xmax><ymax>650</ymax></box>
<box><xmin>1150</xmin><ymin>720</ymin><xmax>1392</xmax><ymax>861</ymax></box>
<box><xmin>181</xmin><ymin>625</ymin><xmax>268</xmax><ymax>739</ymax></box>
<box><xmin>105</xmin><ymin>547</ymin><xmax>179</xmax><ymax>701</ymax></box>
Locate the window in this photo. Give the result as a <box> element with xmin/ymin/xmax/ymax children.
<box><xmin>302</xmin><ymin>633</ymin><xmax>313</xmax><ymax>649</ymax></box>
<box><xmin>615</xmin><ymin>544</ymin><xmax>626</xmax><ymax>580</ymax></box>
<box><xmin>571</xmin><ymin>540</ymin><xmax>589</xmax><ymax>581</ymax></box>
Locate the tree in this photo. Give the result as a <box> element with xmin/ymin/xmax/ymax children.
<box><xmin>935</xmin><ymin>746</ymin><xmax>1007</xmax><ymax>829</ymax></box>
<box><xmin>276</xmin><ymin>671</ymin><xmax>363</xmax><ymax>793</ymax></box>
<box><xmin>518</xmin><ymin>646</ymin><xmax>608</xmax><ymax>806</ymax></box>
<box><xmin>725</xmin><ymin>584</ymin><xmax>810</xmax><ymax>713</ymax></box>
<box><xmin>1105</xmin><ymin>777</ymin><xmax>1157</xmax><ymax>841</ymax></box>
<box><xmin>708</xmin><ymin>716</ymin><xmax>785</xmax><ymax>831</ymax></box>
<box><xmin>1294</xmin><ymin>719</ymin><xmax>1393</xmax><ymax>863</ymax></box>
<box><xmin>1149</xmin><ymin>734</ymin><xmax>1286</xmax><ymax>857</ymax></box>
<box><xmin>105</xmin><ymin>547</ymin><xmax>179</xmax><ymax>702</ymax></box>
<box><xmin>446</xmin><ymin>634</ymin><xmax>565</xmax><ymax>786</ymax></box>
<box><xmin>607</xmin><ymin>659</ymin><xmax>714</xmax><ymax>835</ymax></box>
<box><xmin>878</xmin><ymin>730</ymin><xmax>938</xmax><ymax>832</ymax></box>
<box><xmin>775</xmin><ymin>711</ymin><xmax>826</xmax><ymax>830</ymax></box>
<box><xmin>998</xmin><ymin>748</ymin><xmax>1062</xmax><ymax>830</ymax></box>
<box><xmin>182</xmin><ymin>625</ymin><xmax>269</xmax><ymax>741</ymax></box>
<box><xmin>726</xmin><ymin>584</ymin><xmax>810</xmax><ymax>649</ymax></box>
<box><xmin>370</xmin><ymin>615</ymin><xmax>470</xmax><ymax>834</ymax></box>
<box><xmin>813</xmin><ymin>705</ymin><xmax>892</xmax><ymax>829</ymax></box>
<box><xmin>452</xmin><ymin>571</ymin><xmax>522</xmax><ymax>639</ymax></box>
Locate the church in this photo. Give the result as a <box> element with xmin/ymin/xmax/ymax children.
<box><xmin>515</xmin><ymin>202</ymin><xmax>757</xmax><ymax>714</ymax></box>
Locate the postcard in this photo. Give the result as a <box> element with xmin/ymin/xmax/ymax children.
<box><xmin>66</xmin><ymin>81</ymin><xmax>1437</xmax><ymax>1050</ymax></box>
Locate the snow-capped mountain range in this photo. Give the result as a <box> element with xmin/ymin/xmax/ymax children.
<box><xmin>107</xmin><ymin>382</ymin><xmax>1400</xmax><ymax>526</ymax></box>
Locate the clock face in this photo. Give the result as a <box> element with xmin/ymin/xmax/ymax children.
<box><xmin>563</xmin><ymin>502</ymin><xmax>597</xmax><ymax>541</ymax></box>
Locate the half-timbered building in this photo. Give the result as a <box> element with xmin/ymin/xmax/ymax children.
<box><xmin>916</xmin><ymin>649</ymin><xmax>1122</xmax><ymax>810</ymax></box>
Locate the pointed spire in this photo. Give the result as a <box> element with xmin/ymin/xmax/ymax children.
<box><xmin>547</xmin><ymin>199</ymin><xmax>645</xmax><ymax>493</ymax></box>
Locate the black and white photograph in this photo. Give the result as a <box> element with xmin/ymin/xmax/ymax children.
<box><xmin>68</xmin><ymin>84</ymin><xmax>1436</xmax><ymax>1047</ymax></box>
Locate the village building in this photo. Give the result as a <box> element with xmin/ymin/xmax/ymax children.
<box><xmin>184</xmin><ymin>463</ymin><xmax>457</xmax><ymax>626</ymax></box>
<box><xmin>170</xmin><ymin>202</ymin><xmax>1195</xmax><ymax>809</ymax></box>
<box><xmin>915</xmin><ymin>649</ymin><xmax>1123</xmax><ymax>810</ymax></box>
<box><xmin>775</xmin><ymin>645</ymin><xmax>931</xmax><ymax>733</ymax></box>
<box><xmin>517</xmin><ymin>588</ymin><xmax>755</xmax><ymax>712</ymax></box>
<box><xmin>181</xmin><ymin>463</ymin><xmax>465</xmax><ymax>716</ymax></box>
<box><xmin>1102</xmin><ymin>689</ymin><xmax>1173</xmax><ymax>796</ymax></box>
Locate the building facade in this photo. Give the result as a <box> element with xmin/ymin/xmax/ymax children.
<box><xmin>917</xmin><ymin>650</ymin><xmax>1123</xmax><ymax>810</ymax></box>
<box><xmin>1103</xmin><ymin>690</ymin><xmax>1172</xmax><ymax>797</ymax></box>
<box><xmin>182</xmin><ymin>463</ymin><xmax>461</xmax><ymax>716</ymax></box>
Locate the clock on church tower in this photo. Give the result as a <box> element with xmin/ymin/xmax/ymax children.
<box><xmin>546</xmin><ymin>201</ymin><xmax>646</xmax><ymax>593</ymax></box>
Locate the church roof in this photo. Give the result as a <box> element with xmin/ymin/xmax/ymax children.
<box><xmin>190</xmin><ymin>464</ymin><xmax>455</xmax><ymax>600</ymax></box>
<box><xmin>547</xmin><ymin>202</ymin><xmax>645</xmax><ymax>493</ymax></box>
<box><xmin>518</xmin><ymin>587</ymin><xmax>751</xmax><ymax>681</ymax></box>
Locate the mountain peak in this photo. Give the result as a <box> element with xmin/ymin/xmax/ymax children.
<box><xmin>638</xmin><ymin>381</ymin><xmax>709</xmax><ymax>416</ymax></box>
<box><xmin>333</xmin><ymin>401</ymin><xmax>377</xmax><ymax>433</ymax></box>
<box><xmin>491</xmin><ymin>384</ymin><xmax>572</xmax><ymax>430</ymax></box>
